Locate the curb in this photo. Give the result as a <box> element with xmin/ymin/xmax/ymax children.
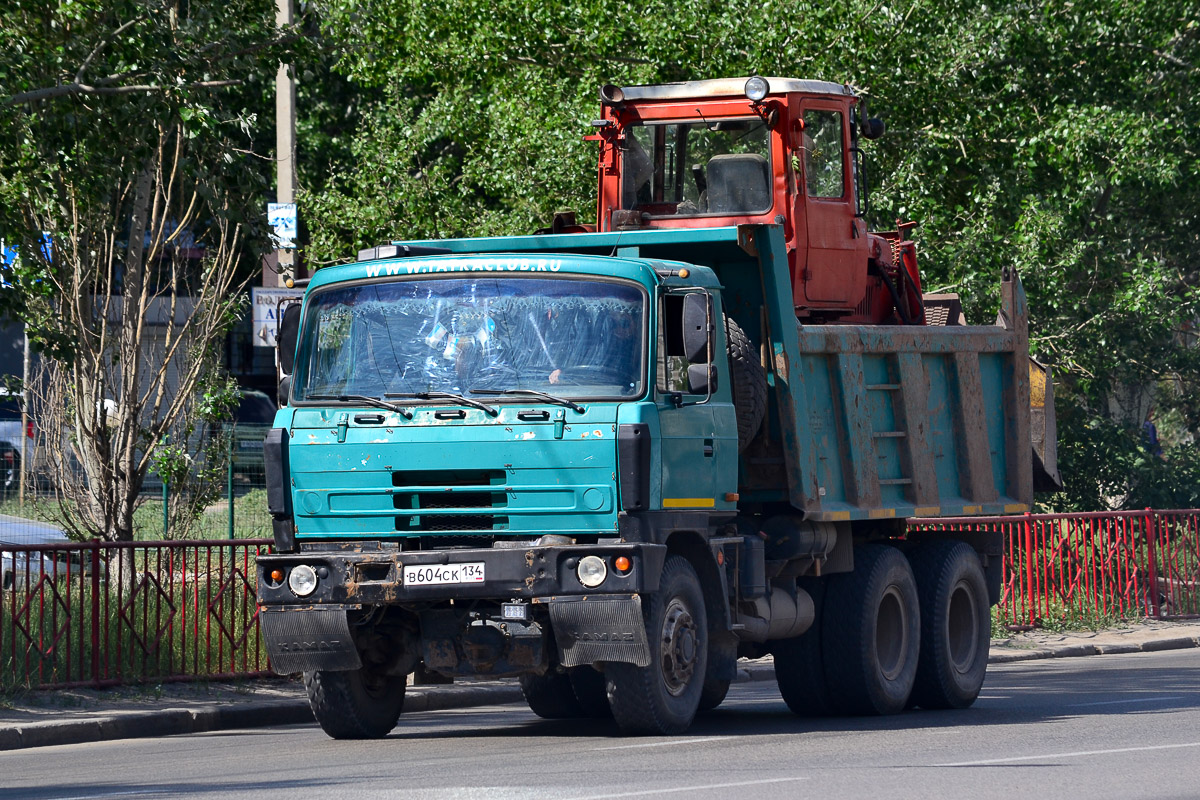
<box><xmin>4</xmin><ymin>633</ymin><xmax>1198</xmax><ymax>751</ymax></box>
<box><xmin>0</xmin><ymin>682</ymin><xmax>525</xmax><ymax>752</ymax></box>
<box><xmin>987</xmin><ymin>634</ymin><xmax>1200</xmax><ymax>664</ymax></box>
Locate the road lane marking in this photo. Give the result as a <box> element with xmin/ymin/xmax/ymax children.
<box><xmin>594</xmin><ymin>736</ymin><xmax>735</xmax><ymax>751</ymax></box>
<box><xmin>1065</xmin><ymin>695</ymin><xmax>1187</xmax><ymax>708</ymax></box>
<box><xmin>565</xmin><ymin>777</ymin><xmax>809</xmax><ymax>799</ymax></box>
<box><xmin>937</xmin><ymin>741</ymin><xmax>1200</xmax><ymax>767</ymax></box>
<box><xmin>45</xmin><ymin>791</ymin><xmax>163</xmax><ymax>800</ymax></box>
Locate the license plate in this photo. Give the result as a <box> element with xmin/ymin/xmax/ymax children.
<box><xmin>402</xmin><ymin>562</ymin><xmax>485</xmax><ymax>586</ymax></box>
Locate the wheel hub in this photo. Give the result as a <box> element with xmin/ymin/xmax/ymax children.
<box><xmin>660</xmin><ymin>598</ymin><xmax>698</xmax><ymax>696</ymax></box>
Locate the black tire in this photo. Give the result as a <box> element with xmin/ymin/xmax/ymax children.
<box><xmin>908</xmin><ymin>541</ymin><xmax>991</xmax><ymax>710</ymax></box>
<box><xmin>725</xmin><ymin>316</ymin><xmax>766</xmax><ymax>453</ymax></box>
<box><xmin>821</xmin><ymin>544</ymin><xmax>920</xmax><ymax>716</ymax></box>
<box><xmin>698</xmin><ymin>676</ymin><xmax>731</xmax><ymax>713</ymax></box>
<box><xmin>520</xmin><ymin>668</ymin><xmax>585</xmax><ymax>719</ymax></box>
<box><xmin>606</xmin><ymin>555</ymin><xmax>708</xmax><ymax>734</ymax></box>
<box><xmin>774</xmin><ymin>577</ymin><xmax>835</xmax><ymax>716</ymax></box>
<box><xmin>304</xmin><ymin>666</ymin><xmax>406</xmax><ymax>739</ymax></box>
<box><xmin>568</xmin><ymin>665</ymin><xmax>613</xmax><ymax>718</ymax></box>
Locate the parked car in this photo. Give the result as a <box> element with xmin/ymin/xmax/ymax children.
<box><xmin>0</xmin><ymin>388</ymin><xmax>32</xmax><ymax>447</ymax></box>
<box><xmin>0</xmin><ymin>439</ymin><xmax>18</xmax><ymax>495</ymax></box>
<box><xmin>230</xmin><ymin>388</ymin><xmax>277</xmax><ymax>484</ymax></box>
<box><xmin>0</xmin><ymin>518</ymin><xmax>70</xmax><ymax>590</ymax></box>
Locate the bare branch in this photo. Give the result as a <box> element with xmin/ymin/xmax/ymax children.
<box><xmin>75</xmin><ymin>16</ymin><xmax>146</xmax><ymax>84</ymax></box>
<box><xmin>7</xmin><ymin>79</ymin><xmax>243</xmax><ymax>105</ymax></box>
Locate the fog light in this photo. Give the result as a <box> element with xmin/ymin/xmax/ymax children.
<box><xmin>577</xmin><ymin>555</ymin><xmax>608</xmax><ymax>588</ymax></box>
<box><xmin>288</xmin><ymin>564</ymin><xmax>318</xmax><ymax>597</ymax></box>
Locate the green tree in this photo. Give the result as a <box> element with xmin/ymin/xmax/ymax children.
<box><xmin>0</xmin><ymin>0</ymin><xmax>298</xmax><ymax>542</ymax></box>
<box><xmin>302</xmin><ymin>0</ymin><xmax>1198</xmax><ymax>509</ymax></box>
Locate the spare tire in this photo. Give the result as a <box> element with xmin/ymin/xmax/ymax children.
<box><xmin>726</xmin><ymin>316</ymin><xmax>767</xmax><ymax>452</ymax></box>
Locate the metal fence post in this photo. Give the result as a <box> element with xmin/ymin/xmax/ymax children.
<box><xmin>228</xmin><ymin>423</ymin><xmax>236</xmax><ymax>563</ymax></box>
<box><xmin>1145</xmin><ymin>508</ymin><xmax>1161</xmax><ymax>618</ymax></box>
<box><xmin>90</xmin><ymin>541</ymin><xmax>101</xmax><ymax>685</ymax></box>
<box><xmin>1024</xmin><ymin>513</ymin><xmax>1035</xmax><ymax>628</ymax></box>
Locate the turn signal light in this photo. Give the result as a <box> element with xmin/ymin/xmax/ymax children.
<box><xmin>614</xmin><ymin>556</ymin><xmax>631</xmax><ymax>573</ymax></box>
<box><xmin>270</xmin><ymin>569</ymin><xmax>284</xmax><ymax>583</ymax></box>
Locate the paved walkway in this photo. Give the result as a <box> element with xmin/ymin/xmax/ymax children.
<box><xmin>3</xmin><ymin>619</ymin><xmax>1197</xmax><ymax>751</ymax></box>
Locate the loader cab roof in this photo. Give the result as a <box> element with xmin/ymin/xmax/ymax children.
<box><xmin>617</xmin><ymin>77</ymin><xmax>853</xmax><ymax>102</ymax></box>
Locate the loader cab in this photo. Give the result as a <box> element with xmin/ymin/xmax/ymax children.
<box><xmin>592</xmin><ymin>77</ymin><xmax>884</xmax><ymax>319</ymax></box>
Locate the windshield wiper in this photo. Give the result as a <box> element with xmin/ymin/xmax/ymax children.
<box><xmin>471</xmin><ymin>388</ymin><xmax>585</xmax><ymax>413</ymax></box>
<box><xmin>305</xmin><ymin>394</ymin><xmax>413</xmax><ymax>419</ymax></box>
<box><xmin>385</xmin><ymin>391</ymin><xmax>498</xmax><ymax>416</ymax></box>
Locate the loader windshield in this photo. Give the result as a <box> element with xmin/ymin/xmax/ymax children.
<box><xmin>621</xmin><ymin>118</ymin><xmax>772</xmax><ymax>217</ymax></box>
<box><xmin>292</xmin><ymin>276</ymin><xmax>646</xmax><ymax>402</ymax></box>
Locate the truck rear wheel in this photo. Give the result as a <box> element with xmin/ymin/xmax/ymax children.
<box><xmin>821</xmin><ymin>544</ymin><xmax>919</xmax><ymax>715</ymax></box>
<box><xmin>606</xmin><ymin>555</ymin><xmax>708</xmax><ymax>734</ymax></box>
<box><xmin>726</xmin><ymin>316</ymin><xmax>766</xmax><ymax>452</ymax></box>
<box><xmin>568</xmin><ymin>665</ymin><xmax>613</xmax><ymax>718</ymax></box>
<box><xmin>907</xmin><ymin>541</ymin><xmax>990</xmax><ymax>710</ymax></box>
<box><xmin>521</xmin><ymin>668</ymin><xmax>585</xmax><ymax>719</ymax></box>
<box><xmin>774</xmin><ymin>577</ymin><xmax>835</xmax><ymax>716</ymax></box>
<box><xmin>304</xmin><ymin>666</ymin><xmax>406</xmax><ymax>739</ymax></box>
<box><xmin>521</xmin><ymin>665</ymin><xmax>611</xmax><ymax>719</ymax></box>
<box><xmin>698</xmin><ymin>676</ymin><xmax>731</xmax><ymax>712</ymax></box>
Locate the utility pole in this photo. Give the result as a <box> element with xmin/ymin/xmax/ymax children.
<box><xmin>265</xmin><ymin>0</ymin><xmax>298</xmax><ymax>289</ymax></box>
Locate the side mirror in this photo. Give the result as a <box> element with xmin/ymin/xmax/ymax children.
<box><xmin>277</xmin><ymin>374</ymin><xmax>292</xmax><ymax>408</ymax></box>
<box><xmin>687</xmin><ymin>364</ymin><xmax>717</xmax><ymax>395</ymax></box>
<box><xmin>278</xmin><ymin>303</ymin><xmax>302</xmax><ymax>375</ymax></box>
<box><xmin>682</xmin><ymin>293</ymin><xmax>711</xmax><ymax>364</ymax></box>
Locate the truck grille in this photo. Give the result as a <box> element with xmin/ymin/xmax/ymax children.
<box><xmin>392</xmin><ymin>469</ymin><xmax>508</xmax><ymax>532</ymax></box>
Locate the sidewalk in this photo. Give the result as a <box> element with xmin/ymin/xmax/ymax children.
<box><xmin>3</xmin><ymin>618</ymin><xmax>1197</xmax><ymax>751</ymax></box>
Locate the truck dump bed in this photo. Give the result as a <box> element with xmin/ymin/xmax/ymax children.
<box><xmin>398</xmin><ymin>223</ymin><xmax>1033</xmax><ymax>522</ymax></box>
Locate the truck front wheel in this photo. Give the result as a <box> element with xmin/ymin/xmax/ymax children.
<box><xmin>606</xmin><ymin>555</ymin><xmax>708</xmax><ymax>734</ymax></box>
<box><xmin>907</xmin><ymin>541</ymin><xmax>990</xmax><ymax>709</ymax></box>
<box><xmin>304</xmin><ymin>666</ymin><xmax>406</xmax><ymax>739</ymax></box>
<box><xmin>821</xmin><ymin>544</ymin><xmax>920</xmax><ymax>715</ymax></box>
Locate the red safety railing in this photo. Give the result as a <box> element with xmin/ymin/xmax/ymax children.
<box><xmin>4</xmin><ymin>511</ymin><xmax>1198</xmax><ymax>687</ymax></box>
<box><xmin>1</xmin><ymin>538</ymin><xmax>272</xmax><ymax>689</ymax></box>
<box><xmin>911</xmin><ymin>509</ymin><xmax>1200</xmax><ymax>629</ymax></box>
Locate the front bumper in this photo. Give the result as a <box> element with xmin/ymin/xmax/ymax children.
<box><xmin>257</xmin><ymin>543</ymin><xmax>665</xmax><ymax>675</ymax></box>
<box><xmin>256</xmin><ymin>542</ymin><xmax>666</xmax><ymax>607</ymax></box>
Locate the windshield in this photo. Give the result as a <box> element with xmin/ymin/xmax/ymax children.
<box><xmin>293</xmin><ymin>276</ymin><xmax>646</xmax><ymax>402</ymax></box>
<box><xmin>621</xmin><ymin>118</ymin><xmax>772</xmax><ymax>218</ymax></box>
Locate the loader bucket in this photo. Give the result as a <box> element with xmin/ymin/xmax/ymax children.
<box><xmin>1030</xmin><ymin>358</ymin><xmax>1062</xmax><ymax>491</ymax></box>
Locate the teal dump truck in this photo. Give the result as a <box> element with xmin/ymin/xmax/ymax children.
<box><xmin>257</xmin><ymin>77</ymin><xmax>1057</xmax><ymax>738</ymax></box>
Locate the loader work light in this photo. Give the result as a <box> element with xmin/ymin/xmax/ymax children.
<box><xmin>744</xmin><ymin>76</ymin><xmax>770</xmax><ymax>103</ymax></box>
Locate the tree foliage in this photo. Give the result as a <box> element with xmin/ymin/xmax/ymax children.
<box><xmin>0</xmin><ymin>0</ymin><xmax>296</xmax><ymax>540</ymax></box>
<box><xmin>301</xmin><ymin>0</ymin><xmax>1199</xmax><ymax>510</ymax></box>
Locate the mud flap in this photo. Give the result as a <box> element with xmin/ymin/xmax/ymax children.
<box><xmin>261</xmin><ymin>607</ymin><xmax>362</xmax><ymax>674</ymax></box>
<box><xmin>548</xmin><ymin>595</ymin><xmax>651</xmax><ymax>668</ymax></box>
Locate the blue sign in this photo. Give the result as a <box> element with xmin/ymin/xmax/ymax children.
<box><xmin>267</xmin><ymin>203</ymin><xmax>298</xmax><ymax>248</ymax></box>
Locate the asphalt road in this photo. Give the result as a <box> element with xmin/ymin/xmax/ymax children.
<box><xmin>5</xmin><ymin>650</ymin><xmax>1199</xmax><ymax>800</ymax></box>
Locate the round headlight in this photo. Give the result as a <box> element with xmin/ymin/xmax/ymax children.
<box><xmin>288</xmin><ymin>564</ymin><xmax>318</xmax><ymax>597</ymax></box>
<box><xmin>577</xmin><ymin>555</ymin><xmax>608</xmax><ymax>588</ymax></box>
<box><xmin>744</xmin><ymin>76</ymin><xmax>770</xmax><ymax>103</ymax></box>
